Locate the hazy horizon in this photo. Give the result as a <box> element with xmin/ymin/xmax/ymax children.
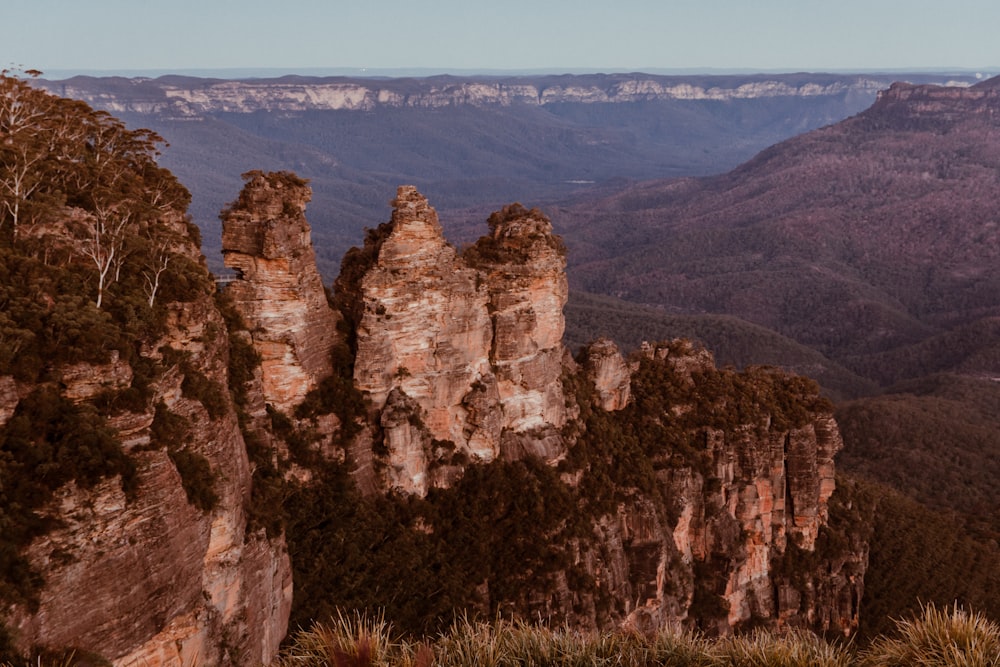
<box><xmin>34</xmin><ymin>66</ymin><xmax>1000</xmax><ymax>82</ymax></box>
<box><xmin>6</xmin><ymin>1</ymin><xmax>999</xmax><ymax>76</ymax></box>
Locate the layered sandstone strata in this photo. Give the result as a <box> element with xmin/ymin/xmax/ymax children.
<box><xmin>221</xmin><ymin>170</ymin><xmax>340</xmax><ymax>414</ymax></box>
<box><xmin>582</xmin><ymin>342</ymin><xmax>860</xmax><ymax>636</ymax></box>
<box><xmin>470</xmin><ymin>204</ymin><xmax>569</xmax><ymax>444</ymax></box>
<box><xmin>581</xmin><ymin>337</ymin><xmax>631</xmax><ymax>411</ymax></box>
<box><xmin>8</xmin><ymin>214</ymin><xmax>292</xmax><ymax>665</ymax></box>
<box><xmin>347</xmin><ymin>188</ymin><xmax>575</xmax><ymax>492</ymax></box>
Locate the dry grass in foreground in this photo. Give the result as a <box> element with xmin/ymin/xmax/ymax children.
<box><xmin>275</xmin><ymin>604</ymin><xmax>1000</xmax><ymax>667</ymax></box>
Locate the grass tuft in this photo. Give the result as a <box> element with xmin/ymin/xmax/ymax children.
<box><xmin>11</xmin><ymin>604</ymin><xmax>990</xmax><ymax>667</ymax></box>
<box><xmin>861</xmin><ymin>603</ymin><xmax>1000</xmax><ymax>667</ymax></box>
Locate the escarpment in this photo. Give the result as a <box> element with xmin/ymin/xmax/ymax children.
<box><xmin>0</xmin><ymin>77</ymin><xmax>291</xmax><ymax>666</ymax></box>
<box><xmin>7</xmin><ymin>285</ymin><xmax>293</xmax><ymax>666</ymax></box>
<box><xmin>0</xmin><ymin>74</ymin><xmax>868</xmax><ymax>659</ymax></box>
<box><xmin>554</xmin><ymin>340</ymin><xmax>864</xmax><ymax>636</ymax></box>
<box><xmin>235</xmin><ymin>182</ymin><xmax>866</xmax><ymax>637</ymax></box>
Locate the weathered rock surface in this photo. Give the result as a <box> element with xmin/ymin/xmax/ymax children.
<box><xmin>346</xmin><ymin>188</ymin><xmax>574</xmax><ymax>492</ymax></box>
<box><xmin>472</xmin><ymin>204</ymin><xmax>569</xmax><ymax>438</ymax></box>
<box><xmin>353</xmin><ymin>187</ymin><xmax>494</xmax><ymax>454</ymax></box>
<box><xmin>571</xmin><ymin>343</ymin><xmax>862</xmax><ymax>636</ymax></box>
<box><xmin>221</xmin><ymin>170</ymin><xmax>341</xmax><ymax>415</ymax></box>
<box><xmin>59</xmin><ymin>350</ymin><xmax>133</xmax><ymax>402</ymax></box>
<box><xmin>581</xmin><ymin>338</ymin><xmax>631</xmax><ymax>411</ymax></box>
<box><xmin>7</xmin><ymin>223</ymin><xmax>291</xmax><ymax>665</ymax></box>
<box><xmin>3</xmin><ymin>172</ymin><xmax>865</xmax><ymax>659</ymax></box>
<box><xmin>469</xmin><ymin>337</ymin><xmax>862</xmax><ymax>637</ymax></box>
<box><xmin>42</xmin><ymin>74</ymin><xmax>968</xmax><ymax>117</ymax></box>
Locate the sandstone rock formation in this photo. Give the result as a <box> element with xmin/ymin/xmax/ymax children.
<box><xmin>345</xmin><ymin>187</ymin><xmax>573</xmax><ymax>492</ymax></box>
<box><xmin>4</xmin><ymin>213</ymin><xmax>292</xmax><ymax>665</ymax></box>
<box><xmin>471</xmin><ymin>204</ymin><xmax>570</xmax><ymax>453</ymax></box>
<box><xmin>317</xmin><ymin>187</ymin><xmax>863</xmax><ymax>635</ymax></box>
<box><xmin>43</xmin><ymin>74</ymin><xmax>946</xmax><ymax>116</ymax></box>
<box><xmin>561</xmin><ymin>342</ymin><xmax>863</xmax><ymax>636</ymax></box>
<box><xmin>221</xmin><ymin>170</ymin><xmax>341</xmax><ymax>415</ymax></box>
<box><xmin>581</xmin><ymin>338</ymin><xmax>631</xmax><ymax>411</ymax></box>
<box><xmin>1</xmin><ymin>163</ymin><xmax>866</xmax><ymax>661</ymax></box>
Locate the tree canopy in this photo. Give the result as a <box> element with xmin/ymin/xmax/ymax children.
<box><xmin>0</xmin><ymin>71</ymin><xmax>210</xmax><ymax>381</ymax></box>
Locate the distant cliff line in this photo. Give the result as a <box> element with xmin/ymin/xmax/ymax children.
<box><xmin>39</xmin><ymin>72</ymin><xmax>976</xmax><ymax>116</ymax></box>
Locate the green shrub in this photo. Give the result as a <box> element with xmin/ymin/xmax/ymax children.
<box><xmin>167</xmin><ymin>447</ymin><xmax>218</xmax><ymax>512</ymax></box>
<box><xmin>149</xmin><ymin>401</ymin><xmax>191</xmax><ymax>448</ymax></box>
<box><xmin>295</xmin><ymin>340</ymin><xmax>367</xmax><ymax>441</ymax></box>
<box><xmin>148</xmin><ymin>402</ymin><xmax>217</xmax><ymax>512</ymax></box>
<box><xmin>0</xmin><ymin>387</ymin><xmax>135</xmax><ymax>609</ymax></box>
<box><xmin>161</xmin><ymin>347</ymin><xmax>229</xmax><ymax>420</ymax></box>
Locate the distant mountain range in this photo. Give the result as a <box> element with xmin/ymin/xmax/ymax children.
<box><xmin>37</xmin><ymin>71</ymin><xmax>976</xmax><ymax>276</ymax></box>
<box><xmin>560</xmin><ymin>77</ymin><xmax>1000</xmax><ymax>637</ymax></box>
<box><xmin>561</xmin><ymin>76</ymin><xmax>1000</xmax><ymax>393</ymax></box>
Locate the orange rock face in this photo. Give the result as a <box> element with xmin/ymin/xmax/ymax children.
<box><xmin>473</xmin><ymin>204</ymin><xmax>569</xmax><ymax>437</ymax></box>
<box><xmin>348</xmin><ymin>188</ymin><xmax>573</xmax><ymax>492</ymax></box>
<box><xmin>8</xmin><ymin>291</ymin><xmax>292</xmax><ymax>666</ymax></box>
<box><xmin>221</xmin><ymin>171</ymin><xmax>341</xmax><ymax>415</ymax></box>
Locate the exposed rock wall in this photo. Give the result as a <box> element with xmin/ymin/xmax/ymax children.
<box><xmin>353</xmin><ymin>187</ymin><xmax>494</xmax><ymax>440</ymax></box>
<box><xmin>581</xmin><ymin>338</ymin><xmax>631</xmax><ymax>411</ymax></box>
<box><xmin>472</xmin><ymin>205</ymin><xmax>569</xmax><ymax>444</ymax></box>
<box><xmin>568</xmin><ymin>342</ymin><xmax>862</xmax><ymax>636</ymax></box>
<box><xmin>5</xmin><ymin>215</ymin><xmax>291</xmax><ymax>665</ymax></box>
<box><xmin>42</xmin><ymin>74</ymin><xmax>943</xmax><ymax>117</ymax></box>
<box><xmin>3</xmin><ymin>173</ymin><xmax>865</xmax><ymax>659</ymax></box>
<box><xmin>322</xmin><ymin>188</ymin><xmax>863</xmax><ymax>635</ymax></box>
<box><xmin>346</xmin><ymin>187</ymin><xmax>573</xmax><ymax>492</ymax></box>
<box><xmin>221</xmin><ymin>170</ymin><xmax>341</xmax><ymax>415</ymax></box>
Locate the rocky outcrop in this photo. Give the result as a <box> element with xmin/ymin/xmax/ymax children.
<box><xmin>345</xmin><ymin>188</ymin><xmax>574</xmax><ymax>492</ymax></box>
<box><xmin>471</xmin><ymin>204</ymin><xmax>569</xmax><ymax>443</ymax></box>
<box><xmin>4</xmin><ymin>213</ymin><xmax>291</xmax><ymax>665</ymax></box>
<box><xmin>221</xmin><ymin>170</ymin><xmax>341</xmax><ymax>415</ymax></box>
<box><xmin>352</xmin><ymin>186</ymin><xmax>492</xmax><ymax>432</ymax></box>
<box><xmin>573</xmin><ymin>342</ymin><xmax>862</xmax><ymax>636</ymax></box>
<box><xmin>349</xmin><ymin>187</ymin><xmax>497</xmax><ymax>490</ymax></box>
<box><xmin>874</xmin><ymin>78</ymin><xmax>1000</xmax><ymax>115</ymax></box>
<box><xmin>59</xmin><ymin>350</ymin><xmax>133</xmax><ymax>402</ymax></box>
<box><xmin>581</xmin><ymin>338</ymin><xmax>631</xmax><ymax>411</ymax></box>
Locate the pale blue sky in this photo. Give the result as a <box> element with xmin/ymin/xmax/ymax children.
<box><xmin>5</xmin><ymin>0</ymin><xmax>999</xmax><ymax>76</ymax></box>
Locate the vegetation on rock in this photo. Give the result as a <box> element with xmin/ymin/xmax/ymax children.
<box><xmin>0</xmin><ymin>72</ymin><xmax>226</xmax><ymax>661</ymax></box>
<box><xmin>278</xmin><ymin>342</ymin><xmax>841</xmax><ymax>637</ymax></box>
<box><xmin>0</xmin><ymin>72</ymin><xmax>209</xmax><ymax>382</ymax></box>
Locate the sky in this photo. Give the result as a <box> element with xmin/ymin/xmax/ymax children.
<box><xmin>4</xmin><ymin>0</ymin><xmax>999</xmax><ymax>76</ymax></box>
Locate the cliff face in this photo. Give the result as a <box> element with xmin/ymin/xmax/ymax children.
<box><xmin>873</xmin><ymin>79</ymin><xmax>1000</xmax><ymax>117</ymax></box>
<box><xmin>2</xmin><ymin>215</ymin><xmax>292</xmax><ymax>665</ymax></box>
<box><xmin>0</xmin><ymin>175</ymin><xmax>864</xmax><ymax>659</ymax></box>
<box><xmin>347</xmin><ymin>188</ymin><xmax>572</xmax><ymax>493</ymax></box>
<box><xmin>43</xmin><ymin>74</ymin><xmax>955</xmax><ymax>116</ymax></box>
<box><xmin>221</xmin><ymin>171</ymin><xmax>341</xmax><ymax>415</ymax></box>
<box><xmin>473</xmin><ymin>205</ymin><xmax>570</xmax><ymax>455</ymax></box>
<box><xmin>551</xmin><ymin>340</ymin><xmax>864</xmax><ymax>636</ymax></box>
<box><xmin>319</xmin><ymin>188</ymin><xmax>864</xmax><ymax>635</ymax></box>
